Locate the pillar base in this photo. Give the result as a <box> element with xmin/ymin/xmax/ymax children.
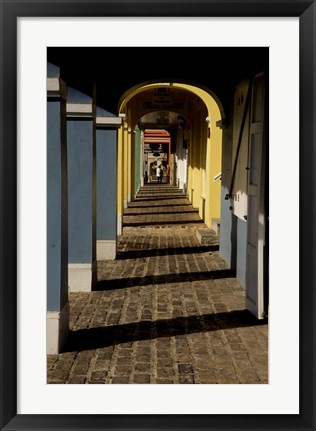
<box><xmin>68</xmin><ymin>263</ymin><xmax>95</xmax><ymax>292</ymax></box>
<box><xmin>97</xmin><ymin>240</ymin><xmax>116</xmax><ymax>260</ymax></box>
<box><xmin>117</xmin><ymin>214</ymin><xmax>123</xmax><ymax>236</ymax></box>
<box><xmin>47</xmin><ymin>302</ymin><xmax>69</xmax><ymax>355</ymax></box>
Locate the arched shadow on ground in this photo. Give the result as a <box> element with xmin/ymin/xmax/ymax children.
<box><xmin>93</xmin><ymin>269</ymin><xmax>236</xmax><ymax>291</ymax></box>
<box><xmin>116</xmin><ymin>245</ymin><xmax>219</xmax><ymax>259</ymax></box>
<box><xmin>62</xmin><ymin>309</ymin><xmax>267</xmax><ymax>353</ymax></box>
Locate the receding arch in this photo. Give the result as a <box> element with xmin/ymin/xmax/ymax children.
<box><xmin>118</xmin><ymin>80</ymin><xmax>225</xmax><ymax>121</ymax></box>
<box><xmin>116</xmin><ymin>80</ymin><xmax>224</xmax><ymax>233</ymax></box>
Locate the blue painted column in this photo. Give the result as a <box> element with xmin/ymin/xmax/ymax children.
<box><xmin>67</xmin><ymin>87</ymin><xmax>96</xmax><ymax>291</ymax></box>
<box><xmin>96</xmin><ymin>108</ymin><xmax>121</xmax><ymax>260</ymax></box>
<box><xmin>47</xmin><ymin>63</ymin><xmax>69</xmax><ymax>354</ymax></box>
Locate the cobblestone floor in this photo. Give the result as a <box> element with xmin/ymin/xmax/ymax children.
<box><xmin>47</xmin><ymin>184</ymin><xmax>268</xmax><ymax>384</ymax></box>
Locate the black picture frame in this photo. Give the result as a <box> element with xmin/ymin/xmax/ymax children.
<box><xmin>1</xmin><ymin>1</ymin><xmax>315</xmax><ymax>430</ymax></box>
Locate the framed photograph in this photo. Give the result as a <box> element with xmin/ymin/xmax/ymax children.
<box><xmin>1</xmin><ymin>1</ymin><xmax>315</xmax><ymax>430</ymax></box>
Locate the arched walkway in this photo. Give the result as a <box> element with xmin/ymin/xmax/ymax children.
<box><xmin>117</xmin><ymin>81</ymin><xmax>224</xmax><ymax>235</ymax></box>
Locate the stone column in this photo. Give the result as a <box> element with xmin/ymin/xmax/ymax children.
<box><xmin>96</xmin><ymin>109</ymin><xmax>122</xmax><ymax>260</ymax></box>
<box><xmin>47</xmin><ymin>63</ymin><xmax>69</xmax><ymax>354</ymax></box>
<box><xmin>67</xmin><ymin>87</ymin><xmax>96</xmax><ymax>292</ymax></box>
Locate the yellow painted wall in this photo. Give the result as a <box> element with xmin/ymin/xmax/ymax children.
<box><xmin>193</xmin><ymin>111</ymin><xmax>202</xmax><ymax>213</ymax></box>
<box><xmin>209</xmin><ymin>119</ymin><xmax>223</xmax><ymax>223</ymax></box>
<box><xmin>130</xmin><ymin>130</ymin><xmax>135</xmax><ymax>199</ymax></box>
<box><xmin>117</xmin><ymin>126</ymin><xmax>124</xmax><ymax>234</ymax></box>
<box><xmin>189</xmin><ymin>116</ymin><xmax>195</xmax><ymax>205</ymax></box>
<box><xmin>127</xmin><ymin>128</ymin><xmax>132</xmax><ymax>203</ymax></box>
<box><xmin>123</xmin><ymin>123</ymin><xmax>128</xmax><ymax>208</ymax></box>
<box><xmin>179</xmin><ymin>84</ymin><xmax>222</xmax><ymax>227</ymax></box>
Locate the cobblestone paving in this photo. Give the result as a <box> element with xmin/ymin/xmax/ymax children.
<box><xmin>123</xmin><ymin>186</ymin><xmax>205</xmax><ymax>227</ymax></box>
<box><xmin>47</xmin><ymin>185</ymin><xmax>268</xmax><ymax>384</ymax></box>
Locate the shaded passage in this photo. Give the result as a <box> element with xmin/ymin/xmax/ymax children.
<box><xmin>94</xmin><ymin>269</ymin><xmax>236</xmax><ymax>291</ymax></box>
<box><xmin>63</xmin><ymin>310</ymin><xmax>267</xmax><ymax>353</ymax></box>
<box><xmin>116</xmin><ymin>244</ymin><xmax>219</xmax><ymax>259</ymax></box>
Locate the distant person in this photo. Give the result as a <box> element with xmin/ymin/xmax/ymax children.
<box><xmin>156</xmin><ymin>166</ymin><xmax>162</xmax><ymax>184</ymax></box>
<box><xmin>166</xmin><ymin>164</ymin><xmax>170</xmax><ymax>184</ymax></box>
<box><xmin>160</xmin><ymin>165</ymin><xmax>164</xmax><ymax>183</ymax></box>
<box><xmin>144</xmin><ymin>171</ymin><xmax>148</xmax><ymax>184</ymax></box>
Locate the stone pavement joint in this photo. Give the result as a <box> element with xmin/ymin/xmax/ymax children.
<box><xmin>47</xmin><ymin>184</ymin><xmax>268</xmax><ymax>384</ymax></box>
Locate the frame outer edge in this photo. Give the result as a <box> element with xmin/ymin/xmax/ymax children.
<box><xmin>300</xmin><ymin>2</ymin><xmax>316</xmax><ymax>430</ymax></box>
<box><xmin>1</xmin><ymin>1</ymin><xmax>316</xmax><ymax>430</ymax></box>
<box><xmin>0</xmin><ymin>0</ymin><xmax>314</xmax><ymax>17</ymax></box>
<box><xmin>0</xmin><ymin>2</ymin><xmax>18</xmax><ymax>431</ymax></box>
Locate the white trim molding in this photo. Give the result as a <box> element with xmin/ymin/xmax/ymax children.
<box><xmin>66</xmin><ymin>103</ymin><xmax>93</xmax><ymax>118</ymax></box>
<box><xmin>97</xmin><ymin>240</ymin><xmax>117</xmax><ymax>260</ymax></box>
<box><xmin>96</xmin><ymin>116</ymin><xmax>122</xmax><ymax>127</ymax></box>
<box><xmin>47</xmin><ymin>77</ymin><xmax>67</xmax><ymax>100</ymax></box>
<box><xmin>68</xmin><ymin>263</ymin><xmax>93</xmax><ymax>292</ymax></box>
<box><xmin>47</xmin><ymin>302</ymin><xmax>69</xmax><ymax>355</ymax></box>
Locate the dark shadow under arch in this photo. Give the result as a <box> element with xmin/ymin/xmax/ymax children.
<box><xmin>62</xmin><ymin>309</ymin><xmax>268</xmax><ymax>353</ymax></box>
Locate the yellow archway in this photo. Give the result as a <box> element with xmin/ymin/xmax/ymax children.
<box><xmin>116</xmin><ymin>81</ymin><xmax>224</xmax><ymax>233</ymax></box>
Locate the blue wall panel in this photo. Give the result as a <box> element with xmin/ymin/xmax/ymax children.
<box><xmin>219</xmin><ymin>201</ymin><xmax>247</xmax><ymax>290</ymax></box>
<box><xmin>47</xmin><ymin>62</ymin><xmax>60</xmax><ymax>77</ymax></box>
<box><xmin>67</xmin><ymin>120</ymin><xmax>95</xmax><ymax>263</ymax></box>
<box><xmin>96</xmin><ymin>129</ymin><xmax>117</xmax><ymax>240</ymax></box>
<box><xmin>47</xmin><ymin>100</ymin><xmax>68</xmax><ymax>311</ymax></box>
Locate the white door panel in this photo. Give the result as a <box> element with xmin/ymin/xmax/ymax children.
<box><xmin>246</xmin><ymin>73</ymin><xmax>267</xmax><ymax>319</ymax></box>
